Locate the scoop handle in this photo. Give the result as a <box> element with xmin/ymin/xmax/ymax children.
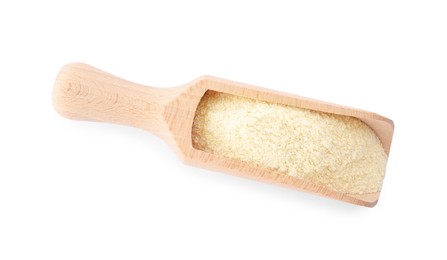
<box><xmin>53</xmin><ymin>63</ymin><xmax>168</xmax><ymax>135</ymax></box>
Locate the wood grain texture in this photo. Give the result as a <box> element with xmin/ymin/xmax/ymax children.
<box><xmin>53</xmin><ymin>63</ymin><xmax>394</xmax><ymax>207</ymax></box>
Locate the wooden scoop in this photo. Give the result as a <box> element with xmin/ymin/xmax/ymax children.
<box><xmin>53</xmin><ymin>63</ymin><xmax>394</xmax><ymax>207</ymax></box>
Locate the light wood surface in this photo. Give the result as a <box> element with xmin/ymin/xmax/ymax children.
<box><xmin>53</xmin><ymin>63</ymin><xmax>394</xmax><ymax>207</ymax></box>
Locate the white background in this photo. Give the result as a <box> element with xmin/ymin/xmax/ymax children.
<box><xmin>1</xmin><ymin>1</ymin><xmax>446</xmax><ymax>259</ymax></box>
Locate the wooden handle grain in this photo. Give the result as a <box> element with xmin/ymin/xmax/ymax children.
<box><xmin>53</xmin><ymin>63</ymin><xmax>169</xmax><ymax>135</ymax></box>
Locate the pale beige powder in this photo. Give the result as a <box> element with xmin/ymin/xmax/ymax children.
<box><xmin>192</xmin><ymin>91</ymin><xmax>388</xmax><ymax>194</ymax></box>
